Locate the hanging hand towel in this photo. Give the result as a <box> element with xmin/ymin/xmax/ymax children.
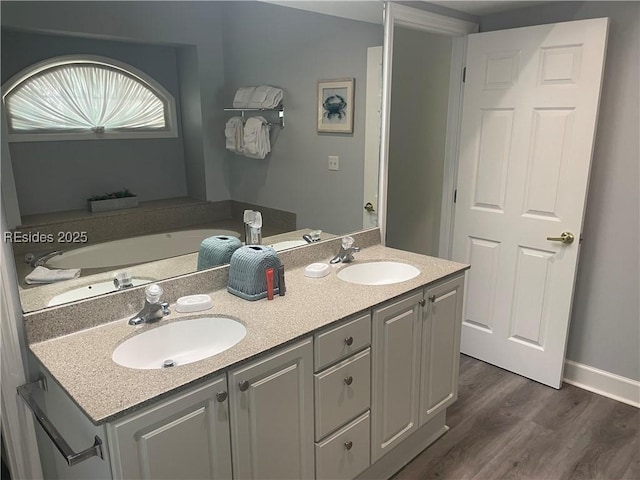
<box><xmin>233</xmin><ymin>86</ymin><xmax>256</xmax><ymax>108</ymax></box>
<box><xmin>243</xmin><ymin>116</ymin><xmax>271</xmax><ymax>159</ymax></box>
<box><xmin>25</xmin><ymin>266</ymin><xmax>81</xmax><ymax>285</ymax></box>
<box><xmin>225</xmin><ymin>116</ymin><xmax>244</xmax><ymax>153</ymax></box>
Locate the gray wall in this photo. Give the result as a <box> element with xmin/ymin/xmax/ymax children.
<box><xmin>222</xmin><ymin>2</ymin><xmax>383</xmax><ymax>235</ymax></box>
<box><xmin>1</xmin><ymin>30</ymin><xmax>187</xmax><ymax>216</ymax></box>
<box><xmin>1</xmin><ymin>1</ymin><xmax>229</xmax><ymax>209</ymax></box>
<box><xmin>386</xmin><ymin>27</ymin><xmax>452</xmax><ymax>257</ymax></box>
<box><xmin>481</xmin><ymin>1</ymin><xmax>639</xmax><ymax>381</ymax></box>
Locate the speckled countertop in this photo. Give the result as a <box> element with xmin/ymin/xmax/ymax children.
<box><xmin>28</xmin><ymin>243</ymin><xmax>468</xmax><ymax>426</ymax></box>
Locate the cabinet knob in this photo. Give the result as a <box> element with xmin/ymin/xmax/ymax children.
<box><xmin>344</xmin><ymin>376</ymin><xmax>353</xmax><ymax>386</ymax></box>
<box><xmin>344</xmin><ymin>440</ymin><xmax>353</xmax><ymax>451</ymax></box>
<box><xmin>216</xmin><ymin>391</ymin><xmax>228</xmax><ymax>402</ymax></box>
<box><xmin>429</xmin><ymin>295</ymin><xmax>436</xmax><ymax>303</ymax></box>
<box><xmin>344</xmin><ymin>336</ymin><xmax>354</xmax><ymax>346</ymax></box>
<box><xmin>419</xmin><ymin>299</ymin><xmax>426</xmax><ymax>307</ymax></box>
<box><xmin>238</xmin><ymin>380</ymin><xmax>250</xmax><ymax>392</ymax></box>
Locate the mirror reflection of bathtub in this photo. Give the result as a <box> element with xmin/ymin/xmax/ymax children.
<box><xmin>46</xmin><ymin>229</ymin><xmax>240</xmax><ymax>269</ymax></box>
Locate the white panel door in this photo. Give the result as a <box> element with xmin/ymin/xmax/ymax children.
<box><xmin>453</xmin><ymin>18</ymin><xmax>609</xmax><ymax>388</ymax></box>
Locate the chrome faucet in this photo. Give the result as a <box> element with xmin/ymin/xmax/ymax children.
<box><xmin>129</xmin><ymin>284</ymin><xmax>170</xmax><ymax>326</ymax></box>
<box><xmin>25</xmin><ymin>250</ymin><xmax>63</xmax><ymax>268</ymax></box>
<box><xmin>302</xmin><ymin>229</ymin><xmax>322</xmax><ymax>244</ymax></box>
<box><xmin>330</xmin><ymin>236</ymin><xmax>360</xmax><ymax>264</ymax></box>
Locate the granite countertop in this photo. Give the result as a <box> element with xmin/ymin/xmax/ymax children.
<box><xmin>29</xmin><ymin>244</ymin><xmax>469</xmax><ymax>425</ymax></box>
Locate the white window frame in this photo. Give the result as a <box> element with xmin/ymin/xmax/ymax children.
<box><xmin>2</xmin><ymin>54</ymin><xmax>178</xmax><ymax>142</ymax></box>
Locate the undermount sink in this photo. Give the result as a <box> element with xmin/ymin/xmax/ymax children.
<box><xmin>337</xmin><ymin>261</ymin><xmax>420</xmax><ymax>286</ymax></box>
<box><xmin>112</xmin><ymin>317</ymin><xmax>246</xmax><ymax>370</ymax></box>
<box><xmin>47</xmin><ymin>278</ymin><xmax>151</xmax><ymax>307</ymax></box>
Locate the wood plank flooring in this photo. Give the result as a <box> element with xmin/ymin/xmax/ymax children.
<box><xmin>392</xmin><ymin>355</ymin><xmax>639</xmax><ymax>480</ymax></box>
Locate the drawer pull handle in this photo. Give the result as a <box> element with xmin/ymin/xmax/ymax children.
<box><xmin>345</xmin><ymin>336</ymin><xmax>354</xmax><ymax>346</ymax></box>
<box><xmin>344</xmin><ymin>440</ymin><xmax>353</xmax><ymax>451</ymax></box>
<box><xmin>216</xmin><ymin>391</ymin><xmax>228</xmax><ymax>402</ymax></box>
<box><xmin>344</xmin><ymin>376</ymin><xmax>354</xmax><ymax>386</ymax></box>
<box><xmin>238</xmin><ymin>380</ymin><xmax>250</xmax><ymax>392</ymax></box>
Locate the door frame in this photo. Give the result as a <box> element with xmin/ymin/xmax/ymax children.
<box><xmin>378</xmin><ymin>2</ymin><xmax>478</xmax><ymax>258</ymax></box>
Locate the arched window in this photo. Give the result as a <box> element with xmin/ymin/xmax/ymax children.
<box><xmin>2</xmin><ymin>55</ymin><xmax>178</xmax><ymax>141</ymax></box>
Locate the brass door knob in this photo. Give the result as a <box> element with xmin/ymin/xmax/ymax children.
<box><xmin>546</xmin><ymin>232</ymin><xmax>575</xmax><ymax>244</ymax></box>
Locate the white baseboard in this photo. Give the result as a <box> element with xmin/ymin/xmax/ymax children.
<box><xmin>563</xmin><ymin>360</ymin><xmax>640</xmax><ymax>408</ymax></box>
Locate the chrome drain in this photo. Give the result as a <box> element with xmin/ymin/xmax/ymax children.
<box><xmin>163</xmin><ymin>359</ymin><xmax>176</xmax><ymax>368</ymax></box>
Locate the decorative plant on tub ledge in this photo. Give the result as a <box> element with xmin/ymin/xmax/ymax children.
<box><xmin>87</xmin><ymin>188</ymin><xmax>138</xmax><ymax>213</ymax></box>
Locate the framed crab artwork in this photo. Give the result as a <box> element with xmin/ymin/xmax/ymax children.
<box><xmin>317</xmin><ymin>78</ymin><xmax>354</xmax><ymax>133</ymax></box>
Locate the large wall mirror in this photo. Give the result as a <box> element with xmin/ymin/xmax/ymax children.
<box><xmin>1</xmin><ymin>1</ymin><xmax>384</xmax><ymax>312</ymax></box>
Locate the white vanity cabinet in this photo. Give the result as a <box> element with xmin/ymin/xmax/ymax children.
<box><xmin>371</xmin><ymin>273</ymin><xmax>465</xmax><ymax>463</ymax></box>
<box><xmin>419</xmin><ymin>274</ymin><xmax>464</xmax><ymax>426</ymax></box>
<box><xmin>107</xmin><ymin>375</ymin><xmax>232</xmax><ymax>480</ymax></box>
<box><xmin>313</xmin><ymin>313</ymin><xmax>372</xmax><ymax>480</ymax></box>
<box><xmin>371</xmin><ymin>291</ymin><xmax>423</xmax><ymax>462</ymax></box>
<box><xmin>227</xmin><ymin>338</ymin><xmax>314</xmax><ymax>480</ymax></box>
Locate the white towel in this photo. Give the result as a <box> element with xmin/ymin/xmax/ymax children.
<box><xmin>247</xmin><ymin>86</ymin><xmax>283</xmax><ymax>109</ymax></box>
<box><xmin>247</xmin><ymin>85</ymin><xmax>270</xmax><ymax>108</ymax></box>
<box><xmin>25</xmin><ymin>266</ymin><xmax>81</xmax><ymax>285</ymax></box>
<box><xmin>243</xmin><ymin>116</ymin><xmax>271</xmax><ymax>159</ymax></box>
<box><xmin>262</xmin><ymin>87</ymin><xmax>283</xmax><ymax>109</ymax></box>
<box><xmin>233</xmin><ymin>86</ymin><xmax>256</xmax><ymax>108</ymax></box>
<box><xmin>225</xmin><ymin>116</ymin><xmax>244</xmax><ymax>153</ymax></box>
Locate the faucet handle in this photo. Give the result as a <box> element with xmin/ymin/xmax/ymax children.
<box><xmin>161</xmin><ymin>302</ymin><xmax>170</xmax><ymax>316</ymax></box>
<box><xmin>342</xmin><ymin>236</ymin><xmax>355</xmax><ymax>249</ymax></box>
<box><xmin>145</xmin><ymin>284</ymin><xmax>164</xmax><ymax>303</ymax></box>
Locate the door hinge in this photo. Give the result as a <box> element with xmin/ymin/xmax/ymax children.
<box><xmin>463</xmin><ymin>67</ymin><xmax>466</xmax><ymax>83</ymax></box>
<box><xmin>454</xmin><ymin>189</ymin><xmax>457</xmax><ymax>203</ymax></box>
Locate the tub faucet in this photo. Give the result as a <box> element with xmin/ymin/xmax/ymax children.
<box><xmin>129</xmin><ymin>284</ymin><xmax>170</xmax><ymax>326</ymax></box>
<box><xmin>25</xmin><ymin>250</ymin><xmax>63</xmax><ymax>268</ymax></box>
<box><xmin>330</xmin><ymin>236</ymin><xmax>360</xmax><ymax>264</ymax></box>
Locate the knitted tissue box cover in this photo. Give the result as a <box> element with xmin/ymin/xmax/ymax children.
<box><xmin>227</xmin><ymin>245</ymin><xmax>282</xmax><ymax>301</ymax></box>
<box><xmin>197</xmin><ymin>235</ymin><xmax>242</xmax><ymax>270</ymax></box>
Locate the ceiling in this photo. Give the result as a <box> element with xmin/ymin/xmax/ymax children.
<box><xmin>262</xmin><ymin>1</ymin><xmax>550</xmax><ymax>25</ymax></box>
<box><xmin>425</xmin><ymin>1</ymin><xmax>549</xmax><ymax>16</ymax></box>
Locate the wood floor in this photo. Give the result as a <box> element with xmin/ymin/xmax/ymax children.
<box><xmin>392</xmin><ymin>355</ymin><xmax>639</xmax><ymax>480</ymax></box>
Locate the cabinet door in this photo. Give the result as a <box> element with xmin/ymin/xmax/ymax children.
<box><xmin>419</xmin><ymin>274</ymin><xmax>465</xmax><ymax>427</ymax></box>
<box><xmin>108</xmin><ymin>375</ymin><xmax>232</xmax><ymax>480</ymax></box>
<box><xmin>371</xmin><ymin>291</ymin><xmax>423</xmax><ymax>463</ymax></box>
<box><xmin>228</xmin><ymin>338</ymin><xmax>314</xmax><ymax>480</ymax></box>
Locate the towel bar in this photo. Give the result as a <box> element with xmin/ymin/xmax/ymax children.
<box><xmin>17</xmin><ymin>374</ymin><xmax>104</xmax><ymax>467</ymax></box>
<box><xmin>224</xmin><ymin>104</ymin><xmax>285</xmax><ymax>128</ymax></box>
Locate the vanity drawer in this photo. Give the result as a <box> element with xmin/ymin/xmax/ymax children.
<box><xmin>314</xmin><ymin>313</ymin><xmax>371</xmax><ymax>371</ymax></box>
<box><xmin>315</xmin><ymin>411</ymin><xmax>371</xmax><ymax>480</ymax></box>
<box><xmin>315</xmin><ymin>348</ymin><xmax>370</xmax><ymax>440</ymax></box>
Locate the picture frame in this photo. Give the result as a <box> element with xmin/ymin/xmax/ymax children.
<box><xmin>317</xmin><ymin>78</ymin><xmax>354</xmax><ymax>133</ymax></box>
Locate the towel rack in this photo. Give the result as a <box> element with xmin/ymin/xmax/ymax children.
<box><xmin>224</xmin><ymin>104</ymin><xmax>284</xmax><ymax>128</ymax></box>
<box><xmin>17</xmin><ymin>374</ymin><xmax>104</xmax><ymax>467</ymax></box>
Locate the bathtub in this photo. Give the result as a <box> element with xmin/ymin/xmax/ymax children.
<box><xmin>46</xmin><ymin>229</ymin><xmax>240</xmax><ymax>269</ymax></box>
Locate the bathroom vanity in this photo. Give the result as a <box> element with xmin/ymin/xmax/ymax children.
<box><xmin>23</xmin><ymin>234</ymin><xmax>468</xmax><ymax>480</ymax></box>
